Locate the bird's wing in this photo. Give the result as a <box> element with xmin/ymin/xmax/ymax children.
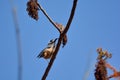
<box><xmin>37</xmin><ymin>46</ymin><xmax>51</xmax><ymax>58</ymax></box>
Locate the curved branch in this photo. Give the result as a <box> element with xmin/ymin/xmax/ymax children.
<box><xmin>41</xmin><ymin>0</ymin><xmax>78</xmax><ymax>80</ymax></box>
<box><xmin>63</xmin><ymin>0</ymin><xmax>77</xmax><ymax>35</ymax></box>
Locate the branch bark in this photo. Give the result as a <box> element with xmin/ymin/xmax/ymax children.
<box><xmin>41</xmin><ymin>0</ymin><xmax>78</xmax><ymax>80</ymax></box>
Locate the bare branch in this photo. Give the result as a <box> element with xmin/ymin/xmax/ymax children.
<box><xmin>41</xmin><ymin>0</ymin><xmax>78</xmax><ymax>80</ymax></box>
<box><xmin>63</xmin><ymin>0</ymin><xmax>78</xmax><ymax>35</ymax></box>
<box><xmin>33</xmin><ymin>1</ymin><xmax>69</xmax><ymax>47</ymax></box>
<box><xmin>13</xmin><ymin>8</ymin><xmax>23</xmax><ymax>80</ymax></box>
<box><xmin>37</xmin><ymin>3</ymin><xmax>60</xmax><ymax>32</ymax></box>
<box><xmin>10</xmin><ymin>0</ymin><xmax>23</xmax><ymax>80</ymax></box>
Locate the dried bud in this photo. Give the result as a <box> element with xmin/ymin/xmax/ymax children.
<box><xmin>55</xmin><ymin>23</ymin><xmax>64</xmax><ymax>32</ymax></box>
<box><xmin>26</xmin><ymin>0</ymin><xmax>39</xmax><ymax>20</ymax></box>
<box><xmin>55</xmin><ymin>22</ymin><xmax>68</xmax><ymax>47</ymax></box>
<box><xmin>94</xmin><ymin>59</ymin><xmax>108</xmax><ymax>80</ymax></box>
<box><xmin>96</xmin><ymin>48</ymin><xmax>112</xmax><ymax>60</ymax></box>
<box><xmin>97</xmin><ymin>48</ymin><xmax>102</xmax><ymax>53</ymax></box>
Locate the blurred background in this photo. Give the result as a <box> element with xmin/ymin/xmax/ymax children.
<box><xmin>0</xmin><ymin>0</ymin><xmax>120</xmax><ymax>80</ymax></box>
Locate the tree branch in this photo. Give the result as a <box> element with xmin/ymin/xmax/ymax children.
<box><xmin>13</xmin><ymin>8</ymin><xmax>23</xmax><ymax>80</ymax></box>
<box><xmin>37</xmin><ymin>3</ymin><xmax>60</xmax><ymax>33</ymax></box>
<box><xmin>41</xmin><ymin>0</ymin><xmax>78</xmax><ymax>80</ymax></box>
<box><xmin>63</xmin><ymin>0</ymin><xmax>77</xmax><ymax>35</ymax></box>
<box><xmin>10</xmin><ymin>0</ymin><xmax>23</xmax><ymax>80</ymax></box>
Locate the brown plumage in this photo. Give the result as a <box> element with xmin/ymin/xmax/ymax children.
<box><xmin>37</xmin><ymin>38</ymin><xmax>58</xmax><ymax>59</ymax></box>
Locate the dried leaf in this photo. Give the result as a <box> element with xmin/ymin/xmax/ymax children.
<box><xmin>94</xmin><ymin>59</ymin><xmax>108</xmax><ymax>80</ymax></box>
<box><xmin>55</xmin><ymin>22</ymin><xmax>68</xmax><ymax>47</ymax></box>
<box><xmin>26</xmin><ymin>0</ymin><xmax>39</xmax><ymax>20</ymax></box>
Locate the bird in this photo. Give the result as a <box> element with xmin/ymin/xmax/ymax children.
<box><xmin>37</xmin><ymin>38</ymin><xmax>58</xmax><ymax>59</ymax></box>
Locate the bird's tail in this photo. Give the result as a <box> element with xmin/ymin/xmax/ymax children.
<box><xmin>37</xmin><ymin>52</ymin><xmax>43</xmax><ymax>58</ymax></box>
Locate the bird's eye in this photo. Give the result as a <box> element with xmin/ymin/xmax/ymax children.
<box><xmin>50</xmin><ymin>40</ymin><xmax>53</xmax><ymax>42</ymax></box>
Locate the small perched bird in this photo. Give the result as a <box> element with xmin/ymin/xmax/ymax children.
<box><xmin>37</xmin><ymin>38</ymin><xmax>58</xmax><ymax>59</ymax></box>
<box><xmin>55</xmin><ymin>22</ymin><xmax>67</xmax><ymax>47</ymax></box>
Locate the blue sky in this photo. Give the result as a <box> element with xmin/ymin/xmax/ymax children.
<box><xmin>0</xmin><ymin>0</ymin><xmax>120</xmax><ymax>80</ymax></box>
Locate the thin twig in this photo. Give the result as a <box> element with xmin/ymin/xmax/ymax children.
<box><xmin>37</xmin><ymin>3</ymin><xmax>61</xmax><ymax>33</ymax></box>
<box><xmin>10</xmin><ymin>1</ymin><xmax>23</xmax><ymax>80</ymax></box>
<box><xmin>13</xmin><ymin>8</ymin><xmax>23</xmax><ymax>80</ymax></box>
<box><xmin>41</xmin><ymin>0</ymin><xmax>78</xmax><ymax>80</ymax></box>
